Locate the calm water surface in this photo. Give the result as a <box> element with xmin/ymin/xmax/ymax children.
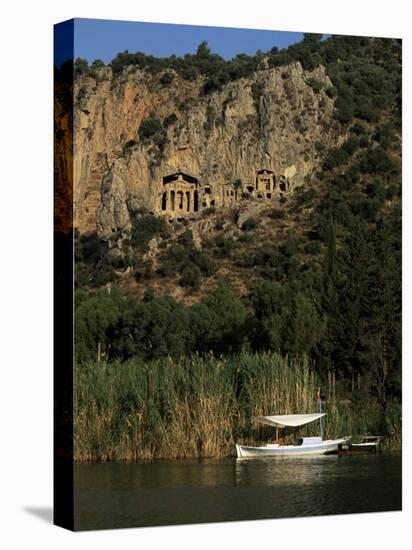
<box><xmin>74</xmin><ymin>453</ymin><xmax>401</xmax><ymax>530</ymax></box>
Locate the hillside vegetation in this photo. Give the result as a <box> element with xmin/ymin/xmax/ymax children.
<box><xmin>67</xmin><ymin>34</ymin><xmax>402</xmax><ymax>459</ymax></box>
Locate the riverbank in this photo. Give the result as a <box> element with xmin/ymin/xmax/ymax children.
<box><xmin>75</xmin><ymin>352</ymin><xmax>401</xmax><ymax>461</ymax></box>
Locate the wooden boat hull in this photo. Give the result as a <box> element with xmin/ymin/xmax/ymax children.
<box><xmin>236</xmin><ymin>437</ymin><xmax>350</xmax><ymax>458</ymax></box>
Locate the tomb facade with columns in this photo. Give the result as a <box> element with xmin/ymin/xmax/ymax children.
<box><xmin>158</xmin><ymin>172</ymin><xmax>200</xmax><ymax>220</ymax></box>
<box><xmin>156</xmin><ymin>169</ymin><xmax>294</xmax><ymax>221</ymax></box>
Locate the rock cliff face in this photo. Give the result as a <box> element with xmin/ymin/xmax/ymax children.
<box><xmin>69</xmin><ymin>62</ymin><xmax>340</xmax><ymax>242</ymax></box>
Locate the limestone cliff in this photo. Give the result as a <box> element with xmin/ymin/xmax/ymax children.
<box><xmin>69</xmin><ymin>62</ymin><xmax>341</xmax><ymax>241</ymax></box>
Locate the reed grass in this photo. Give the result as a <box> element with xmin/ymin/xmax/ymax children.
<box><xmin>74</xmin><ymin>352</ymin><xmax>401</xmax><ymax>461</ymax></box>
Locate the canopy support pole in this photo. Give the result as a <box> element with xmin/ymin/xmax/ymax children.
<box><xmin>319</xmin><ymin>399</ymin><xmax>324</xmax><ymax>440</ymax></box>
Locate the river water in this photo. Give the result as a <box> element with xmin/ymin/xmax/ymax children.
<box><xmin>74</xmin><ymin>453</ymin><xmax>401</xmax><ymax>530</ymax></box>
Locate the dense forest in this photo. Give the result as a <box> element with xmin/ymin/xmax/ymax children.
<box><xmin>71</xmin><ymin>34</ymin><xmax>402</xmax><ymax>458</ymax></box>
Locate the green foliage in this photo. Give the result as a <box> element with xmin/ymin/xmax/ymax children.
<box><xmin>268</xmin><ymin>208</ymin><xmax>285</xmax><ymax>220</ymax></box>
<box><xmin>202</xmin><ymin>75</ymin><xmax>225</xmax><ymax>95</ymax></box>
<box><xmin>138</xmin><ymin>117</ymin><xmax>162</xmax><ymax>140</ymax></box>
<box><xmin>374</xmin><ymin>123</ymin><xmax>397</xmax><ymax>148</ymax></box>
<box><xmin>306</xmin><ymin>77</ymin><xmax>324</xmax><ymax>93</ymax></box>
<box><xmin>75</xmin><ymin>233</ymin><xmax>117</xmax><ymax>288</ymax></box>
<box><xmin>196</xmin><ymin>41</ymin><xmax>211</xmax><ymax>57</ymax></box>
<box><xmin>325</xmin><ymin>86</ymin><xmax>337</xmax><ymax>98</ymax></box>
<box><xmin>91</xmin><ymin>59</ymin><xmax>105</xmax><ymax>69</ymax></box>
<box><xmin>135</xmin><ymin>260</ymin><xmax>155</xmax><ymax>281</ymax></box>
<box><xmin>160</xmin><ymin>71</ymin><xmax>174</xmax><ymax>85</ymax></box>
<box><xmin>334</xmin><ymin>93</ymin><xmax>355</xmax><ymax>123</ymax></box>
<box><xmin>213</xmin><ymin>235</ymin><xmax>235</xmax><ymax>257</ymax></box>
<box><xmin>75</xmin><ymin>289</ymin><xmax>122</xmax><ymax>363</ymax></box>
<box><xmin>305</xmin><ymin>241</ymin><xmax>321</xmax><ymax>255</ymax></box>
<box><xmin>359</xmin><ymin>147</ymin><xmax>394</xmax><ymax>174</ymax></box>
<box><xmin>294</xmin><ymin>187</ymin><xmax>318</xmax><ymax>207</ymax></box>
<box><xmin>180</xmin><ymin>264</ymin><xmax>202</xmax><ymax>289</ymax></box>
<box><xmin>71</xmin><ymin>34</ymin><xmax>401</xmax><ymax>434</ymax></box>
<box><xmin>242</xmin><ymin>217</ymin><xmax>258</xmax><ymax>231</ymax></box>
<box><xmin>74</xmin><ymin>57</ymin><xmax>89</xmax><ymax>77</ymax></box>
<box><xmin>250</xmin><ymin>281</ymin><xmax>323</xmax><ymax>355</ymax></box>
<box><xmin>245</xmin><ymin>232</ymin><xmax>301</xmax><ymax>280</ymax></box>
<box><xmin>350</xmin><ymin>122</ymin><xmax>366</xmax><ymax>135</ymax></box>
<box><xmin>323</xmin><ymin>138</ymin><xmax>360</xmax><ymax>170</ymax></box>
<box><xmin>75</xmin><ymin>284</ymin><xmax>248</xmax><ymax>362</ymax></box>
<box><xmin>191</xmin><ymin>286</ymin><xmax>248</xmax><ymax>354</ymax></box>
<box><xmin>130</xmin><ymin>212</ymin><xmax>168</xmax><ymax>251</ymax></box>
<box><xmin>158</xmin><ymin>237</ymin><xmax>216</xmax><ymax>287</ymax></box>
<box><xmin>238</xmin><ymin>232</ymin><xmax>253</xmax><ymax>244</ymax></box>
<box><xmin>110</xmin><ymin>296</ymin><xmax>193</xmax><ymax>360</ymax></box>
<box><xmin>102</xmin><ymin>35</ymin><xmax>401</xmax><ymax>135</ymax></box>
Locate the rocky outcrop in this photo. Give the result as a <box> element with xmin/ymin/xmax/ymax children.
<box><xmin>64</xmin><ymin>62</ymin><xmax>341</xmax><ymax>241</ymax></box>
<box><xmin>234</xmin><ymin>202</ymin><xmax>269</xmax><ymax>230</ymax></box>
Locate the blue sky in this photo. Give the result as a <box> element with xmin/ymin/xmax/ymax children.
<box><xmin>54</xmin><ymin>18</ymin><xmax>307</xmax><ymax>66</ymax></box>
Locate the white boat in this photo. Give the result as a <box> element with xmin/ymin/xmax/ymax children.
<box><xmin>236</xmin><ymin>412</ymin><xmax>350</xmax><ymax>458</ymax></box>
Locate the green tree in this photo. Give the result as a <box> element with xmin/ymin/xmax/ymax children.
<box><xmin>196</xmin><ymin>41</ymin><xmax>211</xmax><ymax>58</ymax></box>
<box><xmin>75</xmin><ymin>290</ymin><xmax>121</xmax><ymax>363</ymax></box>
<box><xmin>191</xmin><ymin>286</ymin><xmax>247</xmax><ymax>354</ymax></box>
<box><xmin>74</xmin><ymin>57</ymin><xmax>89</xmax><ymax>77</ymax></box>
<box><xmin>111</xmin><ymin>296</ymin><xmax>193</xmax><ymax>360</ymax></box>
<box><xmin>316</xmin><ymin>217</ymin><xmax>341</xmax><ymax>390</ymax></box>
<box><xmin>363</xmin><ymin>206</ymin><xmax>401</xmax><ymax>408</ymax></box>
<box><xmin>130</xmin><ymin>212</ymin><xmax>168</xmax><ymax>251</ymax></box>
<box><xmin>335</xmin><ymin>220</ymin><xmax>373</xmax><ymax>388</ymax></box>
<box><xmin>289</xmin><ymin>293</ymin><xmax>324</xmax><ymax>354</ymax></box>
<box><xmin>91</xmin><ymin>59</ymin><xmax>105</xmax><ymax>69</ymax></box>
<box><xmin>251</xmin><ymin>282</ymin><xmax>323</xmax><ymax>355</ymax></box>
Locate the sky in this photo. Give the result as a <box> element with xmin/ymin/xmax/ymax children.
<box><xmin>54</xmin><ymin>18</ymin><xmax>308</xmax><ymax>66</ymax></box>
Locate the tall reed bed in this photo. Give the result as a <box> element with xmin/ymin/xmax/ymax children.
<box><xmin>74</xmin><ymin>352</ymin><xmax>398</xmax><ymax>461</ymax></box>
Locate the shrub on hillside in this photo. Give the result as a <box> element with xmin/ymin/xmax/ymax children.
<box><xmin>160</xmin><ymin>72</ymin><xmax>174</xmax><ymax>86</ymax></box>
<box><xmin>138</xmin><ymin>117</ymin><xmax>162</xmax><ymax>140</ymax></box>
<box><xmin>242</xmin><ymin>217</ymin><xmax>258</xmax><ymax>231</ymax></box>
<box><xmin>130</xmin><ymin>213</ymin><xmax>168</xmax><ymax>251</ymax></box>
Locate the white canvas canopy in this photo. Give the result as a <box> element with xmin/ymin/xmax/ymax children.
<box><xmin>253</xmin><ymin>413</ymin><xmax>326</xmax><ymax>429</ymax></box>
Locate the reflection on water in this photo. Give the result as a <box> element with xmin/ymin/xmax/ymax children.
<box><xmin>74</xmin><ymin>453</ymin><xmax>401</xmax><ymax>530</ymax></box>
<box><xmin>234</xmin><ymin>453</ymin><xmax>400</xmax><ymax>486</ymax></box>
<box><xmin>75</xmin><ymin>459</ymin><xmax>237</xmax><ymax>489</ymax></box>
<box><xmin>235</xmin><ymin>455</ymin><xmax>340</xmax><ymax>486</ymax></box>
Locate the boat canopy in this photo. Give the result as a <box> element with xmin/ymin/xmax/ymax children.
<box><xmin>254</xmin><ymin>413</ymin><xmax>326</xmax><ymax>429</ymax></box>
